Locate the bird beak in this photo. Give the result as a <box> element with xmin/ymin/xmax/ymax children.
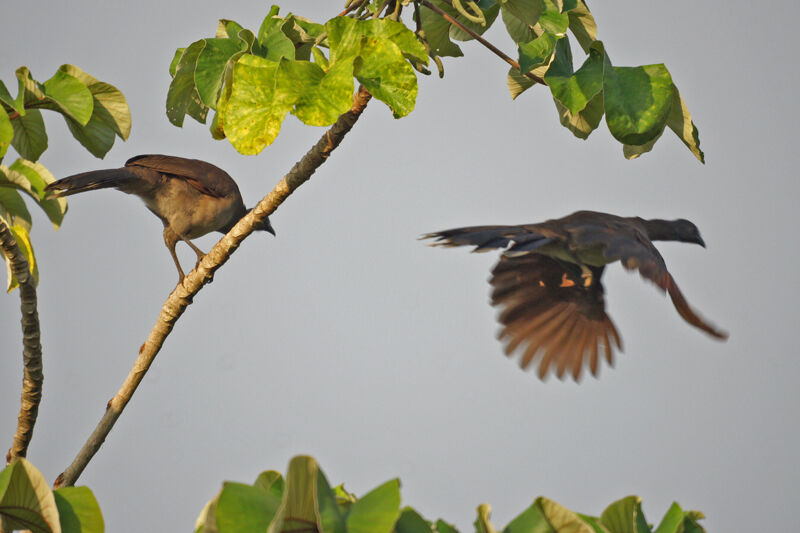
<box><xmin>697</xmin><ymin>236</ymin><xmax>706</xmax><ymax>248</ymax></box>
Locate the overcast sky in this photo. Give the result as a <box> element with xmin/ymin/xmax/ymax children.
<box><xmin>1</xmin><ymin>1</ymin><xmax>798</xmax><ymax>531</ymax></box>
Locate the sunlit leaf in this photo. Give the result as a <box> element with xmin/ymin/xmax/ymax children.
<box><xmin>41</xmin><ymin>70</ymin><xmax>93</xmax><ymax>126</ymax></box>
<box><xmin>666</xmin><ymin>86</ymin><xmax>704</xmax><ymax>163</ymax></box>
<box><xmin>346</xmin><ymin>479</ymin><xmax>401</xmax><ymax>533</ymax></box>
<box><xmin>355</xmin><ymin>37</ymin><xmax>417</xmax><ymax>118</ymax></box>
<box><xmin>567</xmin><ymin>0</ymin><xmax>596</xmax><ymax>53</ymax></box>
<box><xmin>10</xmin><ymin>108</ymin><xmax>47</xmax><ymax>162</ymax></box>
<box><xmin>53</xmin><ymin>486</ymin><xmax>104</xmax><ymax>533</ymax></box>
<box><xmin>0</xmin><ymin>458</ymin><xmax>59</xmax><ymax>532</ymax></box>
<box><xmin>166</xmin><ymin>40</ymin><xmax>207</xmax><ymax>127</ymax></box>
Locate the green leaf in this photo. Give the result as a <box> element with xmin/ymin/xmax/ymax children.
<box><xmin>217</xmin><ymin>19</ymin><xmax>245</xmax><ymax>40</ymax></box>
<box><xmin>253</xmin><ymin>471</ymin><xmax>285</xmax><ymax>498</ymax></box>
<box><xmin>518</xmin><ymin>32</ymin><xmax>556</xmax><ymax>73</ymax></box>
<box><xmin>507</xmin><ymin>67</ymin><xmax>538</xmax><ymax>99</ymax></box>
<box><xmin>169</xmin><ymin>48</ymin><xmax>185</xmax><ymax>77</ymax></box>
<box><xmin>602</xmin><ymin>52</ymin><xmax>675</xmax><ymax>146</ymax></box>
<box><xmin>7</xmin><ymin>159</ymin><xmax>67</xmax><ymax>229</ymax></box>
<box><xmin>278</xmin><ymin>58</ymin><xmax>355</xmax><ymax>127</ymax></box>
<box><xmin>195</xmin><ymin>38</ymin><xmax>247</xmax><ymax>108</ymax></box>
<box><xmin>622</xmin><ymin>129</ymin><xmax>663</xmax><ymax>160</ymax></box>
<box><xmin>355</xmin><ymin>37</ymin><xmax>418</xmax><ymax>118</ymax></box>
<box><xmin>0</xmin><ymin>458</ymin><xmax>60</xmax><ymax>533</ymax></box>
<box><xmin>554</xmin><ymin>89</ymin><xmax>604</xmax><ymax>139</ymax></box>
<box><xmin>214</xmin><ymin>482</ymin><xmax>281</xmax><ymax>532</ymax></box>
<box><xmin>394</xmin><ymin>507</ymin><xmax>433</xmax><ymax>533</ymax></box>
<box><xmin>682</xmin><ymin>511</ymin><xmax>706</xmax><ymax>533</ymax></box>
<box><xmin>435</xmin><ymin>519</ymin><xmax>460</xmax><ymax>533</ymax></box>
<box><xmin>11</xmin><ymin>108</ymin><xmax>47</xmax><ymax>162</ymax></box>
<box><xmin>502</xmin><ymin>501</ymin><xmax>553</xmax><ymax>532</ymax></box>
<box><xmin>361</xmin><ymin>19</ymin><xmax>429</xmax><ymax>65</ymax></box>
<box><xmin>312</xmin><ymin>46</ymin><xmax>330</xmax><ymax>70</ymax></box>
<box><xmin>545</xmin><ymin>37</ymin><xmax>603</xmax><ymax>115</ymax></box>
<box><xmin>0</xmin><ymin>188</ymin><xmax>32</xmax><ymax>231</ymax></box>
<box><xmin>15</xmin><ymin>67</ymin><xmax>46</xmax><ymax>107</ymax></box>
<box><xmin>577</xmin><ymin>514</ymin><xmax>612</xmax><ymax>533</ymax></box>
<box><xmin>224</xmin><ymin>55</ymin><xmax>291</xmax><ymax>154</ymax></box>
<box><xmin>0</xmin><ymin>80</ymin><xmax>24</xmax><ymax>115</ymax></box>
<box><xmin>475</xmin><ymin>503</ymin><xmax>498</xmax><ymax>533</ymax></box>
<box><xmin>502</xmin><ymin>0</ymin><xmax>544</xmax><ymax>28</ymax></box>
<box><xmin>327</xmin><ymin>17</ymin><xmax>363</xmax><ymax>63</ymax></box>
<box><xmin>652</xmin><ymin>502</ymin><xmax>683</xmax><ymax>533</ymax></box>
<box><xmin>53</xmin><ymin>486</ymin><xmax>104</xmax><ymax>533</ymax></box>
<box><xmin>536</xmin><ymin>497</ymin><xmax>594</xmax><ymax>533</ymax></box>
<box><xmin>346</xmin><ymin>479</ymin><xmax>401</xmax><ymax>533</ymax></box>
<box><xmin>0</xmin><ymin>105</ymin><xmax>12</xmax><ymax>161</ymax></box>
<box><xmin>600</xmin><ymin>496</ymin><xmax>651</xmax><ymax>533</ymax></box>
<box><xmin>166</xmin><ymin>40</ymin><xmax>208</xmax><ymax>127</ymax></box>
<box><xmin>501</xmin><ymin>5</ymin><xmax>535</xmax><ymax>43</ymax></box>
<box><xmin>666</xmin><ymin>86</ymin><xmax>704</xmax><ymax>163</ymax></box>
<box><xmin>418</xmin><ymin>2</ymin><xmax>464</xmax><ymax>58</ymax></box>
<box><xmin>254</xmin><ymin>6</ymin><xmax>296</xmax><ymax>61</ymax></box>
<box><xmin>567</xmin><ymin>0</ymin><xmax>596</xmax><ymax>53</ymax></box>
<box><xmin>267</xmin><ymin>456</ymin><xmax>323</xmax><ymax>533</ymax></box>
<box><xmin>315</xmin><ymin>465</ymin><xmax>346</xmax><ymax>533</ymax></box>
<box><xmin>539</xmin><ymin>0</ymin><xmax>569</xmax><ymax>36</ymax></box>
<box><xmin>41</xmin><ymin>70</ymin><xmax>93</xmax><ymax>126</ymax></box>
<box><xmin>58</xmin><ymin>65</ymin><xmax>132</xmax><ymax>140</ymax></box>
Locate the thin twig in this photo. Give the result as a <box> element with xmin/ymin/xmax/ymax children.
<box><xmin>54</xmin><ymin>86</ymin><xmax>373</xmax><ymax>488</ymax></box>
<box><xmin>0</xmin><ymin>221</ymin><xmax>44</xmax><ymax>464</ymax></box>
<box><xmin>419</xmin><ymin>0</ymin><xmax>546</xmax><ymax>85</ymax></box>
<box><xmin>338</xmin><ymin>0</ymin><xmax>368</xmax><ymax>17</ymax></box>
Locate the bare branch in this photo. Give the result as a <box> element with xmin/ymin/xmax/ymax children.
<box><xmin>0</xmin><ymin>221</ymin><xmax>44</xmax><ymax>464</ymax></box>
<box><xmin>54</xmin><ymin>86</ymin><xmax>374</xmax><ymax>488</ymax></box>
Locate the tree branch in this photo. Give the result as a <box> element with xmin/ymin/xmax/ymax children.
<box><xmin>0</xmin><ymin>221</ymin><xmax>44</xmax><ymax>464</ymax></box>
<box><xmin>419</xmin><ymin>0</ymin><xmax>546</xmax><ymax>85</ymax></box>
<box><xmin>54</xmin><ymin>86</ymin><xmax>374</xmax><ymax>488</ymax></box>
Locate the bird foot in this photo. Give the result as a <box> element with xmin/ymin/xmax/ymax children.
<box><xmin>580</xmin><ymin>265</ymin><xmax>593</xmax><ymax>287</ymax></box>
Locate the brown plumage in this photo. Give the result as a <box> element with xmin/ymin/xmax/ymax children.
<box><xmin>45</xmin><ymin>154</ymin><xmax>275</xmax><ymax>282</ymax></box>
<box><xmin>424</xmin><ymin>211</ymin><xmax>727</xmax><ymax>381</ymax></box>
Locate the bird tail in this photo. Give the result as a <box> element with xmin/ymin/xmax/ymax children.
<box><xmin>665</xmin><ymin>274</ymin><xmax>729</xmax><ymax>340</ymax></box>
<box><xmin>422</xmin><ymin>225</ymin><xmax>524</xmax><ymax>252</ymax></box>
<box><xmin>45</xmin><ymin>168</ymin><xmax>140</xmax><ymax>198</ymax></box>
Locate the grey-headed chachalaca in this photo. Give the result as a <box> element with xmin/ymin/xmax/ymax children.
<box><xmin>424</xmin><ymin>211</ymin><xmax>727</xmax><ymax>381</ymax></box>
<box><xmin>46</xmin><ymin>154</ymin><xmax>275</xmax><ymax>281</ymax></box>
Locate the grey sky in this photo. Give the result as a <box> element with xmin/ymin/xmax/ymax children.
<box><xmin>1</xmin><ymin>1</ymin><xmax>797</xmax><ymax>531</ymax></box>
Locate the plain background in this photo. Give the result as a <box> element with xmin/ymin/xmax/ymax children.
<box><xmin>1</xmin><ymin>1</ymin><xmax>797</xmax><ymax>531</ymax></box>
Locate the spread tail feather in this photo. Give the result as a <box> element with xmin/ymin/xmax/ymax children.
<box><xmin>45</xmin><ymin>168</ymin><xmax>140</xmax><ymax>198</ymax></box>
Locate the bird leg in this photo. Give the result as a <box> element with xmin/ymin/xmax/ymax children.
<box><xmin>179</xmin><ymin>236</ymin><xmax>206</xmax><ymax>268</ymax></box>
<box><xmin>163</xmin><ymin>228</ymin><xmax>186</xmax><ymax>282</ymax></box>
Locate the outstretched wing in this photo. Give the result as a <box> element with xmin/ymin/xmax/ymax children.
<box><xmin>125</xmin><ymin>154</ymin><xmax>236</xmax><ymax>198</ymax></box>
<box><xmin>422</xmin><ymin>225</ymin><xmax>559</xmax><ymax>253</ymax></box>
<box><xmin>567</xmin><ymin>220</ymin><xmax>728</xmax><ymax>339</ymax></box>
<box><xmin>490</xmin><ymin>254</ymin><xmax>622</xmax><ymax>381</ymax></box>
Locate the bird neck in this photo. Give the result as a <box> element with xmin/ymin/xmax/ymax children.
<box><xmin>641</xmin><ymin>218</ymin><xmax>681</xmax><ymax>241</ymax></box>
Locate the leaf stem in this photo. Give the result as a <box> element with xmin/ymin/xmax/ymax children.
<box><xmin>419</xmin><ymin>0</ymin><xmax>545</xmax><ymax>85</ymax></box>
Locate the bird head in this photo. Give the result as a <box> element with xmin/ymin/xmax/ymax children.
<box><xmin>643</xmin><ymin>218</ymin><xmax>705</xmax><ymax>247</ymax></box>
<box><xmin>254</xmin><ymin>216</ymin><xmax>276</xmax><ymax>236</ymax></box>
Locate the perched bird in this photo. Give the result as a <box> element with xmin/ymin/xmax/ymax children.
<box><xmin>45</xmin><ymin>154</ymin><xmax>275</xmax><ymax>282</ymax></box>
<box><xmin>424</xmin><ymin>211</ymin><xmax>727</xmax><ymax>381</ymax></box>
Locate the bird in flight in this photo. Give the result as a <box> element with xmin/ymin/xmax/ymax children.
<box><xmin>423</xmin><ymin>211</ymin><xmax>727</xmax><ymax>381</ymax></box>
<box><xmin>46</xmin><ymin>154</ymin><xmax>275</xmax><ymax>282</ymax></box>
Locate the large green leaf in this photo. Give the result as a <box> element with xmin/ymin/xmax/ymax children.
<box><xmin>41</xmin><ymin>70</ymin><xmax>93</xmax><ymax>126</ymax></box>
<box><xmin>59</xmin><ymin>65</ymin><xmax>132</xmax><ymax>140</ymax></box>
<box><xmin>0</xmin><ymin>458</ymin><xmax>60</xmax><ymax>533</ymax></box>
<box><xmin>166</xmin><ymin>40</ymin><xmax>208</xmax><ymax>127</ymax></box>
<box><xmin>53</xmin><ymin>486</ymin><xmax>104</xmax><ymax>533</ymax></box>
<box><xmin>0</xmin><ymin>105</ymin><xmax>12</xmax><ymax>160</ymax></box>
<box><xmin>436</xmin><ymin>519</ymin><xmax>461</xmax><ymax>533</ymax></box>
<box><xmin>360</xmin><ymin>19</ymin><xmax>429</xmax><ymax>65</ymax></box>
<box><xmin>394</xmin><ymin>507</ymin><xmax>433</xmax><ymax>533</ymax></box>
<box><xmin>346</xmin><ymin>479</ymin><xmax>401</xmax><ymax>533</ymax></box>
<box><xmin>501</xmin><ymin>5</ymin><xmax>536</xmax><ymax>43</ymax></box>
<box><xmin>6</xmin><ymin>159</ymin><xmax>67</xmax><ymax>228</ymax></box>
<box><xmin>224</xmin><ymin>55</ymin><xmax>292</xmax><ymax>154</ymax></box>
<box><xmin>539</xmin><ymin>0</ymin><xmax>569</xmax><ymax>36</ymax></box>
<box><xmin>0</xmin><ymin>188</ymin><xmax>32</xmax><ymax>231</ymax></box>
<box><xmin>537</xmin><ymin>497</ymin><xmax>594</xmax><ymax>533</ymax></box>
<box><xmin>518</xmin><ymin>31</ymin><xmax>557</xmax><ymax>73</ymax></box>
<box><xmin>602</xmin><ymin>53</ymin><xmax>675</xmax><ymax>146</ymax></box>
<box><xmin>253</xmin><ymin>471</ymin><xmax>285</xmax><ymax>498</ymax></box>
<box><xmin>15</xmin><ymin>67</ymin><xmax>46</xmax><ymax>107</ymax></box>
<box><xmin>195</xmin><ymin>38</ymin><xmax>248</xmax><ymax>108</ymax></box>
<box><xmin>553</xmin><ymin>90</ymin><xmax>604</xmax><ymax>139</ymax></box>
<box><xmin>502</xmin><ymin>501</ymin><xmax>553</xmax><ymax>532</ymax></box>
<box><xmin>418</xmin><ymin>2</ymin><xmax>464</xmax><ymax>58</ymax></box>
<box><xmin>502</xmin><ymin>0</ymin><xmax>544</xmax><ymax>28</ymax></box>
<box><xmin>545</xmin><ymin>37</ymin><xmax>603</xmax><ymax>115</ymax></box>
<box><xmin>0</xmin><ymin>79</ymin><xmax>25</xmax><ymax>115</ymax></box>
<box><xmin>652</xmin><ymin>502</ymin><xmax>683</xmax><ymax>533</ymax></box>
<box><xmin>567</xmin><ymin>0</ymin><xmax>596</xmax><ymax>53</ymax></box>
<box><xmin>254</xmin><ymin>6</ymin><xmax>296</xmax><ymax>60</ymax></box>
<box><xmin>214</xmin><ymin>482</ymin><xmax>281</xmax><ymax>533</ymax></box>
<box><xmin>600</xmin><ymin>496</ymin><xmax>651</xmax><ymax>533</ymax></box>
<box><xmin>278</xmin><ymin>57</ymin><xmax>355</xmax><ymax>127</ymax></box>
<box><xmin>10</xmin><ymin>108</ymin><xmax>47</xmax><ymax>162</ymax></box>
<box><xmin>666</xmin><ymin>86</ymin><xmax>704</xmax><ymax>163</ymax></box>
<box><xmin>355</xmin><ymin>37</ymin><xmax>418</xmax><ymax>118</ymax></box>
<box><xmin>507</xmin><ymin>67</ymin><xmax>538</xmax><ymax>99</ymax></box>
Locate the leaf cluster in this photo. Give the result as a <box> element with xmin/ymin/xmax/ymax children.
<box><xmin>167</xmin><ymin>5</ymin><xmax>428</xmax><ymax>155</ymax></box>
<box><xmin>194</xmin><ymin>455</ymin><xmax>707</xmax><ymax>533</ymax></box>
<box><xmin>0</xmin><ymin>458</ymin><xmax>103</xmax><ymax>533</ymax></box>
<box><xmin>0</xmin><ymin>65</ymin><xmax>131</xmax><ymax>290</ymax></box>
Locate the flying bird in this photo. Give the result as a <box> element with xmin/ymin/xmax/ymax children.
<box><xmin>46</xmin><ymin>154</ymin><xmax>275</xmax><ymax>282</ymax></box>
<box><xmin>423</xmin><ymin>211</ymin><xmax>727</xmax><ymax>381</ymax></box>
